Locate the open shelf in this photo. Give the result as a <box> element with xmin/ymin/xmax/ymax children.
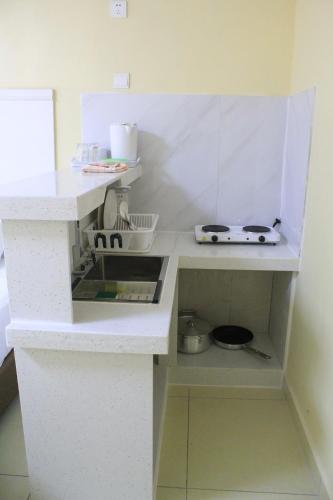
<box><xmin>168</xmin><ymin>268</ymin><xmax>295</xmax><ymax>389</ymax></box>
<box><xmin>171</xmin><ymin>336</ymin><xmax>282</xmax><ymax>388</ymax></box>
<box><xmin>177</xmin><ymin>334</ymin><xmax>280</xmax><ymax>370</ymax></box>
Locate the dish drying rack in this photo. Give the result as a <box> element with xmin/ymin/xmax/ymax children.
<box><xmin>85</xmin><ymin>214</ymin><xmax>159</xmax><ymax>253</ymax></box>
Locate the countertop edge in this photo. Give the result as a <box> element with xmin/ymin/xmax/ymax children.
<box><xmin>6</xmin><ymin>326</ymin><xmax>169</xmax><ymax>355</ymax></box>
<box><xmin>0</xmin><ymin>166</ymin><xmax>142</xmax><ymax>221</ymax></box>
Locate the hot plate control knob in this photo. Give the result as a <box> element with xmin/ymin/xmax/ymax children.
<box><xmin>259</xmin><ymin>235</ymin><xmax>266</xmax><ymax>243</ymax></box>
<box><xmin>211</xmin><ymin>235</ymin><xmax>218</xmax><ymax>243</ymax></box>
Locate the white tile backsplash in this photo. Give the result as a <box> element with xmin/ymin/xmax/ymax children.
<box><xmin>178</xmin><ymin>269</ymin><xmax>273</xmax><ymax>335</ymax></box>
<box><xmin>229</xmin><ymin>270</ymin><xmax>273</xmax><ymax>334</ymax></box>
<box><xmin>217</xmin><ymin>96</ymin><xmax>286</xmax><ymax>227</ymax></box>
<box><xmin>81</xmin><ymin>92</ymin><xmax>314</xmax><ymax>249</ymax></box>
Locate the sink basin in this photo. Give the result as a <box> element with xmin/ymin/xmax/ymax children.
<box><xmin>72</xmin><ymin>255</ymin><xmax>168</xmax><ymax>304</ymax></box>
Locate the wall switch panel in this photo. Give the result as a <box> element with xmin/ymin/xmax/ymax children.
<box><xmin>113</xmin><ymin>73</ymin><xmax>130</xmax><ymax>89</ymax></box>
<box><xmin>111</xmin><ymin>0</ymin><xmax>127</xmax><ymax>18</ymax></box>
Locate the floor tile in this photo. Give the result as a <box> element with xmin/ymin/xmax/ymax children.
<box><xmin>158</xmin><ymin>398</ymin><xmax>188</xmax><ymax>488</ymax></box>
<box><xmin>0</xmin><ymin>475</ymin><xmax>30</xmax><ymax>500</ymax></box>
<box><xmin>0</xmin><ymin>398</ymin><xmax>28</xmax><ymax>476</ymax></box>
<box><xmin>188</xmin><ymin>398</ymin><xmax>318</xmax><ymax>495</ymax></box>
<box><xmin>157</xmin><ymin>487</ymin><xmax>186</xmax><ymax>500</ymax></box>
<box><xmin>168</xmin><ymin>385</ymin><xmax>189</xmax><ymax>398</ymax></box>
<box><xmin>189</xmin><ymin>386</ymin><xmax>284</xmax><ymax>400</ymax></box>
<box><xmin>319</xmin><ymin>482</ymin><xmax>330</xmax><ymax>500</ymax></box>
<box><xmin>188</xmin><ymin>490</ymin><xmax>318</xmax><ymax>499</ymax></box>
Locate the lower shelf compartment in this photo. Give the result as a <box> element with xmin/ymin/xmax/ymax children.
<box><xmin>169</xmin><ymin>335</ymin><xmax>283</xmax><ymax>388</ymax></box>
<box><xmin>178</xmin><ymin>334</ymin><xmax>280</xmax><ymax>369</ymax></box>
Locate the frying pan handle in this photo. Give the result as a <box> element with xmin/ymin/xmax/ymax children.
<box><xmin>244</xmin><ymin>345</ymin><xmax>272</xmax><ymax>360</ymax></box>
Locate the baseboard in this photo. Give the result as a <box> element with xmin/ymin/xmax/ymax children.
<box><xmin>283</xmin><ymin>378</ymin><xmax>331</xmax><ymax>500</ymax></box>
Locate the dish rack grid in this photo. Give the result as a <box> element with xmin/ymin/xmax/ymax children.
<box><xmin>85</xmin><ymin>214</ymin><xmax>159</xmax><ymax>253</ymax></box>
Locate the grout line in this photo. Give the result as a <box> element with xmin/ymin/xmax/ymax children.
<box><xmin>0</xmin><ymin>473</ymin><xmax>29</xmax><ymax>478</ymax></box>
<box><xmin>187</xmin><ymin>486</ymin><xmax>319</xmax><ymax>497</ymax></box>
<box><xmin>188</xmin><ymin>396</ymin><xmax>285</xmax><ymax>401</ymax></box>
<box><xmin>168</xmin><ymin>395</ymin><xmax>189</xmax><ymax>399</ymax></box>
<box><xmin>158</xmin><ymin>486</ymin><xmax>186</xmax><ymax>490</ymax></box>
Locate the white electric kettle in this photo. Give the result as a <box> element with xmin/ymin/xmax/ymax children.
<box><xmin>109</xmin><ymin>123</ymin><xmax>138</xmax><ymax>161</ymax></box>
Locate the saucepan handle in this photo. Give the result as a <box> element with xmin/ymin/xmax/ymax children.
<box><xmin>244</xmin><ymin>345</ymin><xmax>272</xmax><ymax>360</ymax></box>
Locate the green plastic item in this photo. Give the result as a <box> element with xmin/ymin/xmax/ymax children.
<box><xmin>101</xmin><ymin>158</ymin><xmax>128</xmax><ymax>164</ymax></box>
<box><xmin>96</xmin><ymin>291</ymin><xmax>117</xmax><ymax>299</ymax></box>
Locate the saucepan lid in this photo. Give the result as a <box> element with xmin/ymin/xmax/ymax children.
<box><xmin>183</xmin><ymin>317</ymin><xmax>212</xmax><ymax>337</ymax></box>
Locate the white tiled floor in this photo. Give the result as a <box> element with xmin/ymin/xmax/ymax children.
<box><xmin>0</xmin><ymin>390</ymin><xmax>327</xmax><ymax>500</ymax></box>
<box><xmin>157</xmin><ymin>386</ymin><xmax>325</xmax><ymax>500</ymax></box>
<box><xmin>0</xmin><ymin>398</ymin><xmax>29</xmax><ymax>500</ymax></box>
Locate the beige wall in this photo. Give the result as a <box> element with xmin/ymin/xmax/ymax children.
<box><xmin>0</xmin><ymin>0</ymin><xmax>295</xmax><ymax>168</ymax></box>
<box><xmin>286</xmin><ymin>1</ymin><xmax>333</xmax><ymax>497</ymax></box>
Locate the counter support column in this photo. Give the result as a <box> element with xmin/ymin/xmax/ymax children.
<box><xmin>2</xmin><ymin>220</ymin><xmax>73</xmax><ymax>323</ymax></box>
<box><xmin>15</xmin><ymin>347</ymin><xmax>154</xmax><ymax>500</ymax></box>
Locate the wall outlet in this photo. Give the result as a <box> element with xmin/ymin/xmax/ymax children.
<box><xmin>113</xmin><ymin>73</ymin><xmax>130</xmax><ymax>89</ymax></box>
<box><xmin>111</xmin><ymin>0</ymin><xmax>127</xmax><ymax>18</ymax></box>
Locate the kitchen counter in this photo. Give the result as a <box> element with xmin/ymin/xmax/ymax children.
<box><xmin>7</xmin><ymin>255</ymin><xmax>178</xmax><ymax>355</ymax></box>
<box><xmin>6</xmin><ymin>231</ymin><xmax>299</xmax><ymax>354</ymax></box>
<box><xmin>150</xmin><ymin>231</ymin><xmax>299</xmax><ymax>271</ymax></box>
<box><xmin>0</xmin><ymin>165</ymin><xmax>142</xmax><ymax>221</ymax></box>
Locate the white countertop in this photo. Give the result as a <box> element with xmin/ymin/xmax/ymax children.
<box><xmin>0</xmin><ymin>166</ymin><xmax>142</xmax><ymax>221</ymax></box>
<box><xmin>6</xmin><ymin>233</ymin><xmax>299</xmax><ymax>355</ymax></box>
<box><xmin>150</xmin><ymin>231</ymin><xmax>299</xmax><ymax>271</ymax></box>
<box><xmin>7</xmin><ymin>254</ymin><xmax>178</xmax><ymax>355</ymax></box>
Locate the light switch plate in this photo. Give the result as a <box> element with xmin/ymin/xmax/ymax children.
<box><xmin>111</xmin><ymin>0</ymin><xmax>127</xmax><ymax>18</ymax></box>
<box><xmin>113</xmin><ymin>73</ymin><xmax>130</xmax><ymax>89</ymax></box>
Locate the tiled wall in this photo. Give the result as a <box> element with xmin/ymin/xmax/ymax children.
<box><xmin>81</xmin><ymin>94</ymin><xmax>286</xmax><ymax>228</ymax></box>
<box><xmin>81</xmin><ymin>91</ymin><xmax>314</xmax><ymax>253</ymax></box>
<box><xmin>178</xmin><ymin>269</ymin><xmax>273</xmax><ymax>336</ymax></box>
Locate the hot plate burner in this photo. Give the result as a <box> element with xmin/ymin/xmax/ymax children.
<box><xmin>243</xmin><ymin>225</ymin><xmax>271</xmax><ymax>233</ymax></box>
<box><xmin>195</xmin><ymin>224</ymin><xmax>280</xmax><ymax>244</ymax></box>
<box><xmin>202</xmin><ymin>225</ymin><xmax>230</xmax><ymax>233</ymax></box>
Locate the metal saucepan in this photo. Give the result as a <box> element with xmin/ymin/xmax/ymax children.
<box><xmin>178</xmin><ymin>310</ymin><xmax>212</xmax><ymax>354</ymax></box>
<box><xmin>212</xmin><ymin>325</ymin><xmax>271</xmax><ymax>360</ymax></box>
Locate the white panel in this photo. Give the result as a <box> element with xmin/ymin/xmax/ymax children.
<box><xmin>0</xmin><ymin>89</ymin><xmax>55</xmax><ymax>186</ymax></box>
<box><xmin>281</xmin><ymin>89</ymin><xmax>315</xmax><ymax>254</ymax></box>
<box><xmin>217</xmin><ymin>96</ymin><xmax>287</xmax><ymax>226</ymax></box>
<box><xmin>16</xmin><ymin>348</ymin><xmax>154</xmax><ymax>500</ymax></box>
<box><xmin>0</xmin><ymin>89</ymin><xmax>53</xmax><ymax>101</ymax></box>
<box><xmin>81</xmin><ymin>93</ymin><xmax>286</xmax><ymax>231</ymax></box>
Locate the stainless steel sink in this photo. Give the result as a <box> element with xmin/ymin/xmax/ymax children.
<box><xmin>72</xmin><ymin>255</ymin><xmax>168</xmax><ymax>304</ymax></box>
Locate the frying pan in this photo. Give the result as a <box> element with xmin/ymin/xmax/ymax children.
<box><xmin>212</xmin><ymin>326</ymin><xmax>271</xmax><ymax>360</ymax></box>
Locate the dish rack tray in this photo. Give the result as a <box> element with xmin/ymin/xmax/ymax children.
<box><xmin>85</xmin><ymin>214</ymin><xmax>159</xmax><ymax>253</ymax></box>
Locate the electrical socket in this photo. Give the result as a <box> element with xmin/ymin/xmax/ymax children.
<box><xmin>111</xmin><ymin>0</ymin><xmax>127</xmax><ymax>18</ymax></box>
<box><xmin>113</xmin><ymin>73</ymin><xmax>130</xmax><ymax>89</ymax></box>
